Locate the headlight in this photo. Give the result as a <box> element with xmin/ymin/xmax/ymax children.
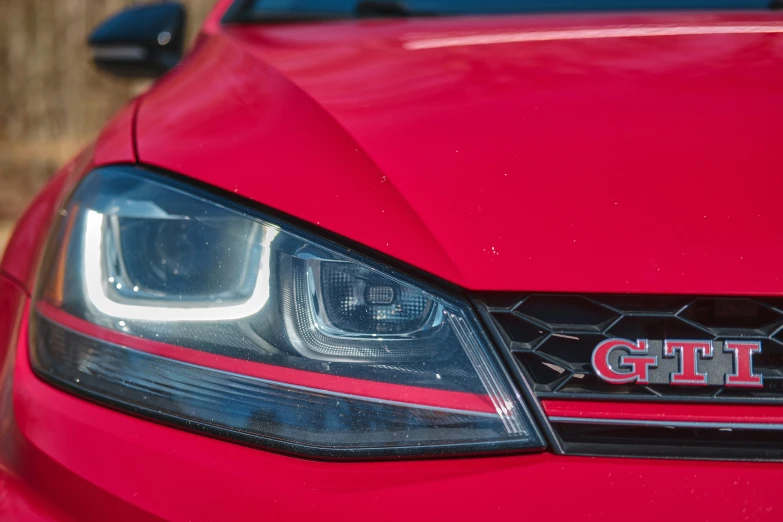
<box><xmin>31</xmin><ymin>166</ymin><xmax>543</xmax><ymax>458</ymax></box>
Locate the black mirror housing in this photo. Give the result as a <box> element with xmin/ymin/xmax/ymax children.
<box><xmin>88</xmin><ymin>2</ymin><xmax>187</xmax><ymax>78</ymax></box>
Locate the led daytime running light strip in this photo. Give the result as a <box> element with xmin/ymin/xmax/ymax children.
<box><xmin>82</xmin><ymin>209</ymin><xmax>277</xmax><ymax>322</ymax></box>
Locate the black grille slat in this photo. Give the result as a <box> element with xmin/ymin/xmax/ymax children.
<box><xmin>553</xmin><ymin>423</ymin><xmax>783</xmax><ymax>461</ymax></box>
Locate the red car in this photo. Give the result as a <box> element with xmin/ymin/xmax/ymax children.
<box><xmin>2</xmin><ymin>0</ymin><xmax>783</xmax><ymax>520</ymax></box>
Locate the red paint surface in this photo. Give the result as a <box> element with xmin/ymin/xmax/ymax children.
<box><xmin>0</xmin><ymin>466</ymin><xmax>74</xmax><ymax>522</ymax></box>
<box><xmin>137</xmin><ymin>11</ymin><xmax>783</xmax><ymax>294</ymax></box>
<box><xmin>543</xmin><ymin>399</ymin><xmax>783</xmax><ymax>425</ymax></box>
<box><xmin>36</xmin><ymin>301</ymin><xmax>496</xmax><ymax>414</ymax></box>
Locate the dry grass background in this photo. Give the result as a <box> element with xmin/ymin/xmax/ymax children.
<box><xmin>0</xmin><ymin>0</ymin><xmax>214</xmax><ymax>254</ymax></box>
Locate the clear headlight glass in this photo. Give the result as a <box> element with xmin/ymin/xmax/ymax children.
<box><xmin>31</xmin><ymin>166</ymin><xmax>542</xmax><ymax>458</ymax></box>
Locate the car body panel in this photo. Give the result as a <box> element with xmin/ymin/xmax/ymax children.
<box><xmin>137</xmin><ymin>11</ymin><xmax>783</xmax><ymax>294</ymax></box>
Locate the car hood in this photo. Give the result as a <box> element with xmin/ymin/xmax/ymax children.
<box><xmin>135</xmin><ymin>11</ymin><xmax>783</xmax><ymax>294</ymax></box>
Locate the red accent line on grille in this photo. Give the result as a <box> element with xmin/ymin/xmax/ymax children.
<box><xmin>542</xmin><ymin>399</ymin><xmax>783</xmax><ymax>424</ymax></box>
<box><xmin>36</xmin><ymin>301</ymin><xmax>497</xmax><ymax>414</ymax></box>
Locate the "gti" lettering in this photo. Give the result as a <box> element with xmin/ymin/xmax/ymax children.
<box><xmin>663</xmin><ymin>340</ymin><xmax>713</xmax><ymax>385</ymax></box>
<box><xmin>591</xmin><ymin>339</ymin><xmax>763</xmax><ymax>388</ymax></box>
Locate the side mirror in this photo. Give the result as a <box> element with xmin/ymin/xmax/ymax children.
<box><xmin>88</xmin><ymin>2</ymin><xmax>187</xmax><ymax>78</ymax></box>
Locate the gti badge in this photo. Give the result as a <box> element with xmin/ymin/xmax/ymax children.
<box><xmin>591</xmin><ymin>339</ymin><xmax>763</xmax><ymax>387</ymax></box>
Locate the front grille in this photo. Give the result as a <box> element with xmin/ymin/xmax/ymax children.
<box><xmin>475</xmin><ymin>293</ymin><xmax>783</xmax><ymax>460</ymax></box>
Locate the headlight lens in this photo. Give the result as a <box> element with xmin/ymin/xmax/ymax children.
<box><xmin>31</xmin><ymin>166</ymin><xmax>542</xmax><ymax>458</ymax></box>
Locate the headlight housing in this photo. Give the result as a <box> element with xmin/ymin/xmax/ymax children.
<box><xmin>31</xmin><ymin>166</ymin><xmax>543</xmax><ymax>458</ymax></box>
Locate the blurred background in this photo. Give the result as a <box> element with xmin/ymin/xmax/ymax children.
<box><xmin>0</xmin><ymin>0</ymin><xmax>214</xmax><ymax>253</ymax></box>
